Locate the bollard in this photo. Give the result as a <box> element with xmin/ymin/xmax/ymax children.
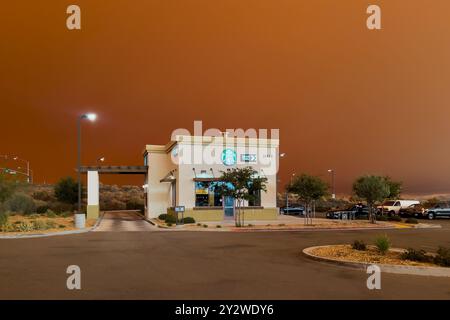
<box><xmin>74</xmin><ymin>213</ymin><xmax>86</xmax><ymax>229</ymax></box>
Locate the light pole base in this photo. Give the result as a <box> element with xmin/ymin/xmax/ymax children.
<box><xmin>74</xmin><ymin>213</ymin><xmax>86</xmax><ymax>229</ymax></box>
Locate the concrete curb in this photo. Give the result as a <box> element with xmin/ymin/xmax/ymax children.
<box><xmin>0</xmin><ymin>215</ymin><xmax>103</xmax><ymax>239</ymax></box>
<box><xmin>302</xmin><ymin>245</ymin><xmax>450</xmax><ymax>277</ymax></box>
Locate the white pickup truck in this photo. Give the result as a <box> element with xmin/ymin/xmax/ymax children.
<box><xmin>377</xmin><ymin>200</ymin><xmax>420</xmax><ymax>216</ymax></box>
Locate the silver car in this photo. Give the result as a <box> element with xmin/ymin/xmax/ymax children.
<box><xmin>425</xmin><ymin>202</ymin><xmax>450</xmax><ymax>220</ymax></box>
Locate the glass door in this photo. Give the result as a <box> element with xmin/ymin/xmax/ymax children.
<box><xmin>223</xmin><ymin>196</ymin><xmax>235</xmax><ymax>219</ymax></box>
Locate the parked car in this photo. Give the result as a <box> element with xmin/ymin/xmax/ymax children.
<box><xmin>424</xmin><ymin>202</ymin><xmax>450</xmax><ymax>220</ymax></box>
<box><xmin>377</xmin><ymin>200</ymin><xmax>420</xmax><ymax>216</ymax></box>
<box><xmin>326</xmin><ymin>204</ymin><xmax>369</xmax><ymax>220</ymax></box>
<box><xmin>399</xmin><ymin>203</ymin><xmax>425</xmax><ymax>218</ymax></box>
<box><xmin>280</xmin><ymin>206</ymin><xmax>305</xmax><ymax>215</ymax></box>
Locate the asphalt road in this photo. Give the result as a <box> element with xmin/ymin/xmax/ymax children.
<box><xmin>0</xmin><ymin>216</ymin><xmax>449</xmax><ymax>300</ymax></box>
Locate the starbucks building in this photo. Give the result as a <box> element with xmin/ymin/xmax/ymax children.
<box><xmin>143</xmin><ymin>134</ymin><xmax>280</xmax><ymax>221</ymax></box>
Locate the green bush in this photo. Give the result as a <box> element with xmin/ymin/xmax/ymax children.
<box><xmin>387</xmin><ymin>215</ymin><xmax>402</xmax><ymax>222</ymax></box>
<box><xmin>375</xmin><ymin>234</ymin><xmax>391</xmax><ymax>255</ymax></box>
<box><xmin>166</xmin><ymin>222</ymin><xmax>173</xmax><ymax>227</ymax></box>
<box><xmin>405</xmin><ymin>217</ymin><xmax>418</xmax><ymax>224</ymax></box>
<box><xmin>0</xmin><ymin>212</ymin><xmax>8</xmax><ymax>227</ymax></box>
<box><xmin>434</xmin><ymin>247</ymin><xmax>450</xmax><ymax>267</ymax></box>
<box><xmin>182</xmin><ymin>217</ymin><xmax>195</xmax><ymax>224</ymax></box>
<box><xmin>158</xmin><ymin>214</ymin><xmax>168</xmax><ymax>220</ymax></box>
<box><xmin>216</xmin><ymin>225</ymin><xmax>222</xmax><ymax>228</ymax></box>
<box><xmin>36</xmin><ymin>205</ymin><xmax>50</xmax><ymax>214</ymax></box>
<box><xmin>401</xmin><ymin>248</ymin><xmax>431</xmax><ymax>262</ymax></box>
<box><xmin>203</xmin><ymin>224</ymin><xmax>208</xmax><ymax>228</ymax></box>
<box><xmin>197</xmin><ymin>223</ymin><xmax>202</xmax><ymax>226</ymax></box>
<box><xmin>126</xmin><ymin>199</ymin><xmax>145</xmax><ymax>211</ymax></box>
<box><xmin>54</xmin><ymin>177</ymin><xmax>79</xmax><ymax>204</ymax></box>
<box><xmin>15</xmin><ymin>222</ymin><xmax>33</xmax><ymax>232</ymax></box>
<box><xmin>6</xmin><ymin>193</ymin><xmax>36</xmax><ymax>215</ymax></box>
<box><xmin>164</xmin><ymin>215</ymin><xmax>176</xmax><ymax>224</ymax></box>
<box><xmin>377</xmin><ymin>215</ymin><xmax>388</xmax><ymax>221</ymax></box>
<box><xmin>352</xmin><ymin>240</ymin><xmax>367</xmax><ymax>251</ymax></box>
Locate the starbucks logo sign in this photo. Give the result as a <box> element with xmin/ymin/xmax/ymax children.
<box><xmin>221</xmin><ymin>149</ymin><xmax>237</xmax><ymax>166</ymax></box>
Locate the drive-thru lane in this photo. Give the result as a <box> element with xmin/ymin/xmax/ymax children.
<box><xmin>94</xmin><ymin>211</ymin><xmax>157</xmax><ymax>232</ymax></box>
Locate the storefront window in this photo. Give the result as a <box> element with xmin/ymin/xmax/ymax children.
<box><xmin>248</xmin><ymin>189</ymin><xmax>261</xmax><ymax>206</ymax></box>
<box><xmin>195</xmin><ymin>181</ymin><xmax>222</xmax><ymax>207</ymax></box>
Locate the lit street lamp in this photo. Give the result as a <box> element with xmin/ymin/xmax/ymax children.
<box><xmin>77</xmin><ymin>113</ymin><xmax>97</xmax><ymax>223</ymax></box>
<box><xmin>327</xmin><ymin>169</ymin><xmax>336</xmax><ymax>199</ymax></box>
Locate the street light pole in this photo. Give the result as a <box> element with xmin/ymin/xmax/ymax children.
<box><xmin>328</xmin><ymin>169</ymin><xmax>335</xmax><ymax>199</ymax></box>
<box><xmin>77</xmin><ymin>113</ymin><xmax>97</xmax><ymax>216</ymax></box>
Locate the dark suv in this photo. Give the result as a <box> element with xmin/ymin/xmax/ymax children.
<box><xmin>280</xmin><ymin>206</ymin><xmax>305</xmax><ymax>215</ymax></box>
<box><xmin>326</xmin><ymin>204</ymin><xmax>369</xmax><ymax>220</ymax></box>
<box><xmin>425</xmin><ymin>202</ymin><xmax>450</xmax><ymax>220</ymax></box>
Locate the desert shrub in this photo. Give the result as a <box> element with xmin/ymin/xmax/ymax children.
<box><xmin>405</xmin><ymin>217</ymin><xmax>418</xmax><ymax>224</ymax></box>
<box><xmin>166</xmin><ymin>222</ymin><xmax>173</xmax><ymax>227</ymax></box>
<box><xmin>352</xmin><ymin>240</ymin><xmax>367</xmax><ymax>251</ymax></box>
<box><xmin>216</xmin><ymin>225</ymin><xmax>222</xmax><ymax>228</ymax></box>
<box><xmin>6</xmin><ymin>193</ymin><xmax>36</xmax><ymax>215</ymax></box>
<box><xmin>197</xmin><ymin>223</ymin><xmax>202</xmax><ymax>226</ymax></box>
<box><xmin>58</xmin><ymin>224</ymin><xmax>66</xmax><ymax>228</ymax></box>
<box><xmin>203</xmin><ymin>224</ymin><xmax>208</xmax><ymax>228</ymax></box>
<box><xmin>36</xmin><ymin>205</ymin><xmax>50</xmax><ymax>214</ymax></box>
<box><xmin>100</xmin><ymin>198</ymin><xmax>126</xmax><ymax>211</ymax></box>
<box><xmin>46</xmin><ymin>210</ymin><xmax>57</xmax><ymax>218</ymax></box>
<box><xmin>32</xmin><ymin>220</ymin><xmax>48</xmax><ymax>230</ymax></box>
<box><xmin>54</xmin><ymin>177</ymin><xmax>79</xmax><ymax>204</ymax></box>
<box><xmin>434</xmin><ymin>247</ymin><xmax>450</xmax><ymax>267</ymax></box>
<box><xmin>0</xmin><ymin>212</ymin><xmax>8</xmax><ymax>227</ymax></box>
<box><xmin>158</xmin><ymin>214</ymin><xmax>168</xmax><ymax>220</ymax></box>
<box><xmin>15</xmin><ymin>221</ymin><xmax>33</xmax><ymax>232</ymax></box>
<box><xmin>248</xmin><ymin>224</ymin><xmax>253</xmax><ymax>227</ymax></box>
<box><xmin>387</xmin><ymin>215</ymin><xmax>402</xmax><ymax>222</ymax></box>
<box><xmin>375</xmin><ymin>234</ymin><xmax>391</xmax><ymax>255</ymax></box>
<box><xmin>164</xmin><ymin>215</ymin><xmax>176</xmax><ymax>224</ymax></box>
<box><xmin>32</xmin><ymin>190</ymin><xmax>53</xmax><ymax>202</ymax></box>
<box><xmin>182</xmin><ymin>217</ymin><xmax>195</xmax><ymax>224</ymax></box>
<box><xmin>0</xmin><ymin>222</ymin><xmax>14</xmax><ymax>232</ymax></box>
<box><xmin>401</xmin><ymin>248</ymin><xmax>431</xmax><ymax>262</ymax></box>
<box><xmin>49</xmin><ymin>201</ymin><xmax>74</xmax><ymax>214</ymax></box>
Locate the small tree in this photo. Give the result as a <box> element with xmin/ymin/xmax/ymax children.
<box><xmin>54</xmin><ymin>177</ymin><xmax>79</xmax><ymax>204</ymax></box>
<box><xmin>287</xmin><ymin>174</ymin><xmax>328</xmax><ymax>225</ymax></box>
<box><xmin>352</xmin><ymin>175</ymin><xmax>390</xmax><ymax>223</ymax></box>
<box><xmin>384</xmin><ymin>176</ymin><xmax>402</xmax><ymax>199</ymax></box>
<box><xmin>216</xmin><ymin>167</ymin><xmax>268</xmax><ymax>227</ymax></box>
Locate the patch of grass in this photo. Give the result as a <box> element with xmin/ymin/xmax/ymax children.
<box><xmin>374</xmin><ymin>234</ymin><xmax>391</xmax><ymax>255</ymax></box>
<box><xmin>352</xmin><ymin>240</ymin><xmax>367</xmax><ymax>251</ymax></box>
<box><xmin>31</xmin><ymin>220</ymin><xmax>48</xmax><ymax>230</ymax></box>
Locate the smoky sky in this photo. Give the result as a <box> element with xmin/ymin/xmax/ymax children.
<box><xmin>1</xmin><ymin>1</ymin><xmax>450</xmax><ymax>195</ymax></box>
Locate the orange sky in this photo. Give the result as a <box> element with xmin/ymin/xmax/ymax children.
<box><xmin>1</xmin><ymin>1</ymin><xmax>450</xmax><ymax>195</ymax></box>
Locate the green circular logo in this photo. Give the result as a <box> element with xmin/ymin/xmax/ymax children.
<box><xmin>221</xmin><ymin>149</ymin><xmax>237</xmax><ymax>166</ymax></box>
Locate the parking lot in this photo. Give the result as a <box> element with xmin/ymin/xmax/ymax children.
<box><xmin>0</xmin><ymin>218</ymin><xmax>449</xmax><ymax>299</ymax></box>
